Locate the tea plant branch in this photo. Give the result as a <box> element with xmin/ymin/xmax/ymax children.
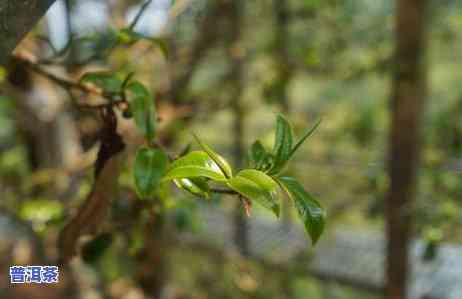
<box><xmin>12</xmin><ymin>54</ymin><xmax>127</xmax><ymax>110</ymax></box>
<box><xmin>0</xmin><ymin>0</ymin><xmax>57</xmax><ymax>65</ymax></box>
<box><xmin>210</xmin><ymin>188</ymin><xmax>238</xmax><ymax>195</ymax></box>
<box><xmin>128</xmin><ymin>0</ymin><xmax>153</xmax><ymax>31</ymax></box>
<box><xmin>58</xmin><ymin>106</ymin><xmax>125</xmax><ymax>264</ymax></box>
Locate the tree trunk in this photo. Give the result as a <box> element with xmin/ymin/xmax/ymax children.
<box><xmin>136</xmin><ymin>211</ymin><xmax>167</xmax><ymax>299</ymax></box>
<box><xmin>0</xmin><ymin>0</ymin><xmax>57</xmax><ymax>65</ymax></box>
<box><xmin>168</xmin><ymin>1</ymin><xmax>222</xmax><ymax>104</ymax></box>
<box><xmin>226</xmin><ymin>0</ymin><xmax>248</xmax><ymax>256</ymax></box>
<box><xmin>273</xmin><ymin>0</ymin><xmax>292</xmax><ymax>230</ymax></box>
<box><xmin>273</xmin><ymin>0</ymin><xmax>291</xmax><ymax>114</ymax></box>
<box><xmin>385</xmin><ymin>1</ymin><xmax>427</xmax><ymax>299</ymax></box>
<box><xmin>273</xmin><ymin>1</ymin><xmax>295</xmax><ymax>297</ymax></box>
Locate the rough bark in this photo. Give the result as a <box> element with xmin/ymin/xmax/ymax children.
<box><xmin>0</xmin><ymin>0</ymin><xmax>57</xmax><ymax>65</ymax></box>
<box><xmin>385</xmin><ymin>1</ymin><xmax>427</xmax><ymax>299</ymax></box>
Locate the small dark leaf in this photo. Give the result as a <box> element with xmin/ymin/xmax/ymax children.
<box><xmin>423</xmin><ymin>241</ymin><xmax>438</xmax><ymax>262</ymax></box>
<box><xmin>80</xmin><ymin>71</ymin><xmax>124</xmax><ymax>94</ymax></box>
<box><xmin>122</xmin><ymin>109</ymin><xmax>133</xmax><ymax>119</ymax></box>
<box><xmin>269</xmin><ymin>115</ymin><xmax>293</xmax><ymax>174</ymax></box>
<box><xmin>134</xmin><ymin>147</ymin><xmax>168</xmax><ymax>199</ymax></box>
<box><xmin>127</xmin><ymin>81</ymin><xmax>156</xmax><ymax>142</ymax></box>
<box><xmin>81</xmin><ymin>233</ymin><xmax>113</xmax><ymax>264</ymax></box>
<box><xmin>248</xmin><ymin>140</ymin><xmax>273</xmax><ymax>170</ymax></box>
<box><xmin>422</xmin><ymin>228</ymin><xmax>443</xmax><ymax>261</ymax></box>
<box><xmin>249</xmin><ymin>141</ymin><xmax>266</xmax><ymax>167</ymax></box>
<box><xmin>278</xmin><ymin>176</ymin><xmax>325</xmax><ymax>245</ymax></box>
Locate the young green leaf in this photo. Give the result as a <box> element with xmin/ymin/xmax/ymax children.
<box><xmin>227</xmin><ymin>169</ymin><xmax>280</xmax><ymax>216</ymax></box>
<box><xmin>166</xmin><ymin>167</ymin><xmax>226</xmax><ymax>182</ymax></box>
<box><xmin>127</xmin><ymin>81</ymin><xmax>156</xmax><ymax>142</ymax></box>
<box><xmin>277</xmin><ymin>176</ymin><xmax>325</xmax><ymax>245</ymax></box>
<box><xmin>80</xmin><ymin>71</ymin><xmax>124</xmax><ymax>94</ymax></box>
<box><xmin>121</xmin><ymin>72</ymin><xmax>135</xmax><ymax>90</ymax></box>
<box><xmin>134</xmin><ymin>147</ymin><xmax>168</xmax><ymax>199</ymax></box>
<box><xmin>81</xmin><ymin>233</ymin><xmax>113</xmax><ymax>264</ymax></box>
<box><xmin>260</xmin><ymin>153</ymin><xmax>275</xmax><ymax>172</ymax></box>
<box><xmin>249</xmin><ymin>140</ymin><xmax>266</xmax><ymax>167</ymax></box>
<box><xmin>163</xmin><ymin>151</ymin><xmax>228</xmax><ymax>182</ymax></box>
<box><xmin>289</xmin><ymin>118</ymin><xmax>321</xmax><ymax>159</ymax></box>
<box><xmin>269</xmin><ymin>115</ymin><xmax>294</xmax><ymax>175</ymax></box>
<box><xmin>192</xmin><ymin>134</ymin><xmax>233</xmax><ymax>179</ymax></box>
<box><xmin>174</xmin><ymin>178</ymin><xmax>210</xmax><ymax>198</ymax></box>
<box><xmin>126</xmin><ymin>80</ymin><xmax>150</xmax><ymax>98</ymax></box>
<box><xmin>116</xmin><ymin>28</ymin><xmax>139</xmax><ymax>44</ymax></box>
<box><xmin>248</xmin><ymin>140</ymin><xmax>274</xmax><ymax>171</ymax></box>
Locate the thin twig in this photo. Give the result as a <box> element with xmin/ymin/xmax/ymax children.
<box><xmin>210</xmin><ymin>188</ymin><xmax>238</xmax><ymax>195</ymax></box>
<box><xmin>152</xmin><ymin>141</ymin><xmax>175</xmax><ymax>161</ymax></box>
<box><xmin>129</xmin><ymin>0</ymin><xmax>153</xmax><ymax>31</ymax></box>
<box><xmin>14</xmin><ymin>55</ymin><xmax>123</xmax><ymax>109</ymax></box>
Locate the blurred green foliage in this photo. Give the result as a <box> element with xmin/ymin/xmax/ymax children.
<box><xmin>1</xmin><ymin>0</ymin><xmax>462</xmax><ymax>298</ymax></box>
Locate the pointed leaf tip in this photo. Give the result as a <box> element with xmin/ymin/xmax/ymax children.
<box><xmin>192</xmin><ymin>133</ymin><xmax>233</xmax><ymax>179</ymax></box>
<box><xmin>289</xmin><ymin>118</ymin><xmax>322</xmax><ymax>159</ymax></box>
<box><xmin>277</xmin><ymin>176</ymin><xmax>325</xmax><ymax>245</ymax></box>
<box><xmin>269</xmin><ymin>114</ymin><xmax>294</xmax><ymax>175</ymax></box>
<box><xmin>134</xmin><ymin>147</ymin><xmax>168</xmax><ymax>199</ymax></box>
<box><xmin>127</xmin><ymin>81</ymin><xmax>157</xmax><ymax>142</ymax></box>
<box><xmin>163</xmin><ymin>151</ymin><xmax>227</xmax><ymax>182</ymax></box>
